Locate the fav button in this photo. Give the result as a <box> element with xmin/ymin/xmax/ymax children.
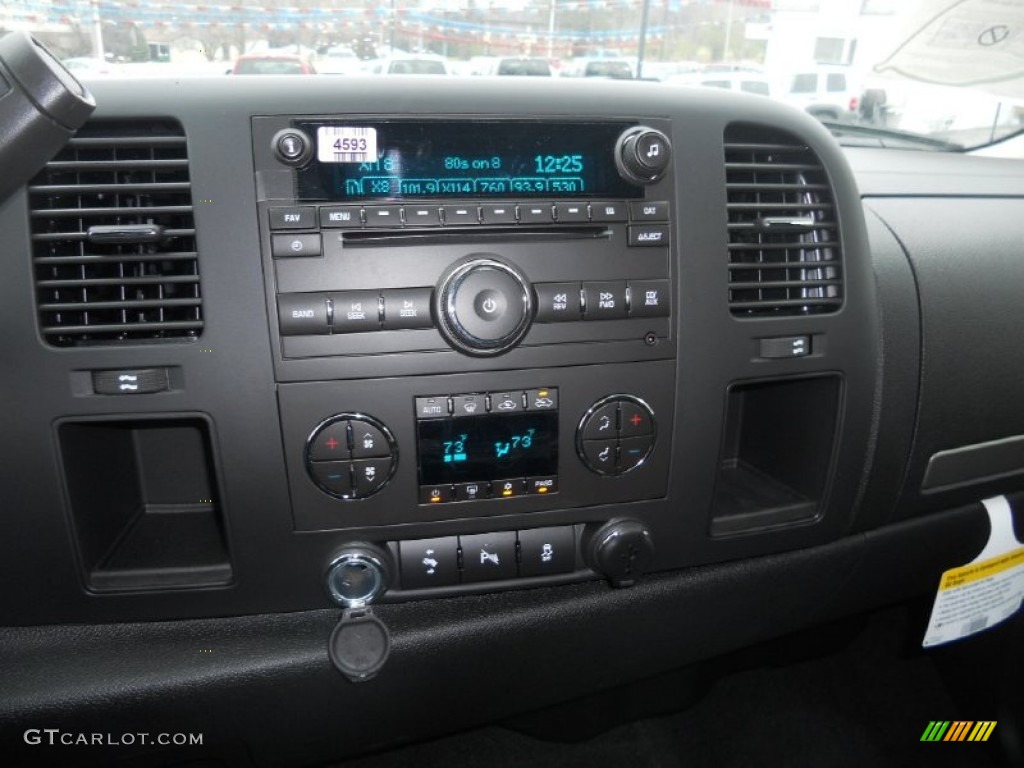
<box><xmin>518</xmin><ymin>526</ymin><xmax>575</xmax><ymax>576</ymax></box>
<box><xmin>460</xmin><ymin>532</ymin><xmax>517</xmax><ymax>582</ymax></box>
<box><xmin>400</xmin><ymin>536</ymin><xmax>459</xmax><ymax>588</ymax></box>
<box><xmin>268</xmin><ymin>206</ymin><xmax>316</xmax><ymax>230</ymax></box>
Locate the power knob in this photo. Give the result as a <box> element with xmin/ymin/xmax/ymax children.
<box><xmin>615</xmin><ymin>126</ymin><xmax>672</xmax><ymax>184</ymax></box>
<box><xmin>434</xmin><ymin>256</ymin><xmax>533</xmax><ymax>356</ymax></box>
<box><xmin>585</xmin><ymin>519</ymin><xmax>655</xmax><ymax>588</ymax></box>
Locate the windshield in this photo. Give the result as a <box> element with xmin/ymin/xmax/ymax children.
<box><xmin>8</xmin><ymin>0</ymin><xmax>1024</xmax><ymax>150</ymax></box>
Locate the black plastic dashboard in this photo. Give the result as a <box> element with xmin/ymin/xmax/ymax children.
<box><xmin>1</xmin><ymin>76</ymin><xmax>1023</xmax><ymax>765</ymax></box>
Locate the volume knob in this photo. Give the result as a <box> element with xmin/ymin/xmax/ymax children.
<box><xmin>615</xmin><ymin>126</ymin><xmax>672</xmax><ymax>184</ymax></box>
<box><xmin>435</xmin><ymin>256</ymin><xmax>533</xmax><ymax>356</ymax></box>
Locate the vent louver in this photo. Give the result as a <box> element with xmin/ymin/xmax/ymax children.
<box><xmin>29</xmin><ymin>119</ymin><xmax>203</xmax><ymax>346</ymax></box>
<box><xmin>724</xmin><ymin>124</ymin><xmax>842</xmax><ymax>316</ymax></box>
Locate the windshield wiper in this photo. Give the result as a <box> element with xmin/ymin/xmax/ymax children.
<box><xmin>817</xmin><ymin>121</ymin><xmax>962</xmax><ymax>152</ymax></box>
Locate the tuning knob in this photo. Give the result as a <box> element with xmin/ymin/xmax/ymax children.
<box><xmin>615</xmin><ymin>126</ymin><xmax>672</xmax><ymax>184</ymax></box>
<box><xmin>585</xmin><ymin>519</ymin><xmax>655</xmax><ymax>588</ymax></box>
<box><xmin>434</xmin><ymin>256</ymin><xmax>533</xmax><ymax>356</ymax></box>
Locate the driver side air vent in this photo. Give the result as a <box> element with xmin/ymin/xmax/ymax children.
<box><xmin>28</xmin><ymin>119</ymin><xmax>202</xmax><ymax>346</ymax></box>
<box><xmin>724</xmin><ymin>124</ymin><xmax>842</xmax><ymax>316</ymax></box>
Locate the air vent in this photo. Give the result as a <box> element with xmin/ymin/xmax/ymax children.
<box><xmin>29</xmin><ymin>119</ymin><xmax>202</xmax><ymax>346</ymax></box>
<box><xmin>724</xmin><ymin>124</ymin><xmax>842</xmax><ymax>316</ymax></box>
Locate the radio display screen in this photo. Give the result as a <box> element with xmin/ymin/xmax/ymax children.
<box><xmin>417</xmin><ymin>411</ymin><xmax>558</xmax><ymax>486</ymax></box>
<box><xmin>295</xmin><ymin>120</ymin><xmax>643</xmax><ymax>201</ymax></box>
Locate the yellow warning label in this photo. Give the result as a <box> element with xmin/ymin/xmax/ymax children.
<box><xmin>939</xmin><ymin>547</ymin><xmax>1024</xmax><ymax>590</ymax></box>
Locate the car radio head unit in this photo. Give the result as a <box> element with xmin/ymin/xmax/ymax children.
<box><xmin>293</xmin><ymin>120</ymin><xmax>646</xmax><ymax>201</ymax></box>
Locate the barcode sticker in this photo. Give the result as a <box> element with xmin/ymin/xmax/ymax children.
<box><xmin>317</xmin><ymin>126</ymin><xmax>378</xmax><ymax>163</ymax></box>
<box><xmin>922</xmin><ymin>496</ymin><xmax>1024</xmax><ymax>648</ymax></box>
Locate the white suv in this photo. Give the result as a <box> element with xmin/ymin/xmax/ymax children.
<box><xmin>780</xmin><ymin>66</ymin><xmax>860</xmax><ymax>121</ymax></box>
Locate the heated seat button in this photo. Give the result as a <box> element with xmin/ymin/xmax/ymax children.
<box><xmin>309</xmin><ymin>461</ymin><xmax>354</xmax><ymax>498</ymax></box>
<box><xmin>619</xmin><ymin>435</ymin><xmax>654</xmax><ymax>472</ymax></box>
<box><xmin>583</xmin><ymin>281</ymin><xmax>628</xmax><ymax>319</ymax></box>
<box><xmin>460</xmin><ymin>532</ymin><xmax>517</xmax><ymax>582</ymax></box>
<box><xmin>349</xmin><ymin>420</ymin><xmax>391</xmax><ymax>458</ymax></box>
<box><xmin>309</xmin><ymin>421</ymin><xmax>350</xmax><ymax>461</ymax></box>
<box><xmin>629</xmin><ymin>279</ymin><xmax>671</xmax><ymax>318</ymax></box>
<box><xmin>382</xmin><ymin>287</ymin><xmax>433</xmax><ymax>330</ymax></box>
<box><xmin>581</xmin><ymin>439</ymin><xmax>617</xmax><ymax>473</ymax></box>
<box><xmin>400</xmin><ymin>537</ymin><xmax>459</xmax><ymax>589</ymax></box>
<box><xmin>534</xmin><ymin>282</ymin><xmax>582</xmax><ymax>322</ymax></box>
<box><xmin>277</xmin><ymin>293</ymin><xmax>329</xmax><ymax>336</ymax></box>
<box><xmin>352</xmin><ymin>457</ymin><xmax>393</xmax><ymax>496</ymax></box>
<box><xmin>271</xmin><ymin>233</ymin><xmax>322</xmax><ymax>258</ymax></box>
<box><xmin>329</xmin><ymin>290</ymin><xmax>380</xmax><ymax>333</ymax></box>
<box><xmin>518</xmin><ymin>527</ymin><xmax>575</xmax><ymax>577</ymax></box>
<box><xmin>581</xmin><ymin>402</ymin><xmax>618</xmax><ymax>440</ymax></box>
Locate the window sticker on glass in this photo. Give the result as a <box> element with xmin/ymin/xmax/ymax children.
<box><xmin>318</xmin><ymin>127</ymin><xmax>378</xmax><ymax>163</ymax></box>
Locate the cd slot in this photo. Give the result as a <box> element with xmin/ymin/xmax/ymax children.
<box><xmin>341</xmin><ymin>225</ymin><xmax>612</xmax><ymax>247</ymax></box>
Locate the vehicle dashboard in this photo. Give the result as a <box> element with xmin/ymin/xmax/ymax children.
<box><xmin>1</xmin><ymin>75</ymin><xmax>1022</xmax><ymax>766</ymax></box>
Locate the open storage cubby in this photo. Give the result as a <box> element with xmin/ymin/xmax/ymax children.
<box><xmin>711</xmin><ymin>375</ymin><xmax>841</xmax><ymax>536</ymax></box>
<box><xmin>58</xmin><ymin>416</ymin><xmax>232</xmax><ymax>591</ymax></box>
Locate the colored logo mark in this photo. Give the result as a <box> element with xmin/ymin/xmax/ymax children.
<box><xmin>921</xmin><ymin>721</ymin><xmax>997</xmax><ymax>742</ymax></box>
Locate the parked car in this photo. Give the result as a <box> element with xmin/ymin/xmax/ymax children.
<box><xmin>370</xmin><ymin>54</ymin><xmax>450</xmax><ymax>75</ymax></box>
<box><xmin>317</xmin><ymin>45</ymin><xmax>365</xmax><ymax>76</ymax></box>
<box><xmin>666</xmin><ymin>71</ymin><xmax>773</xmax><ymax>97</ymax></box>
<box><xmin>231</xmin><ymin>53</ymin><xmax>316</xmax><ymax>75</ymax></box>
<box><xmin>778</xmin><ymin>65</ymin><xmax>859</xmax><ymax>119</ymax></box>
<box><xmin>562</xmin><ymin>57</ymin><xmax>634</xmax><ymax>79</ymax></box>
<box><xmin>491</xmin><ymin>57</ymin><xmax>552</xmax><ymax>76</ymax></box>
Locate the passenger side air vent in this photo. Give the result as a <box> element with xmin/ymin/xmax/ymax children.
<box><xmin>724</xmin><ymin>124</ymin><xmax>842</xmax><ymax>316</ymax></box>
<box><xmin>29</xmin><ymin>119</ymin><xmax>202</xmax><ymax>346</ymax></box>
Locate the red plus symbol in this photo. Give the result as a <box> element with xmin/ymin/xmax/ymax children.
<box><xmin>630</xmin><ymin>413</ymin><xmax>644</xmax><ymax>427</ymax></box>
<box><xmin>326</xmin><ymin>436</ymin><xmax>339</xmax><ymax>450</ymax></box>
